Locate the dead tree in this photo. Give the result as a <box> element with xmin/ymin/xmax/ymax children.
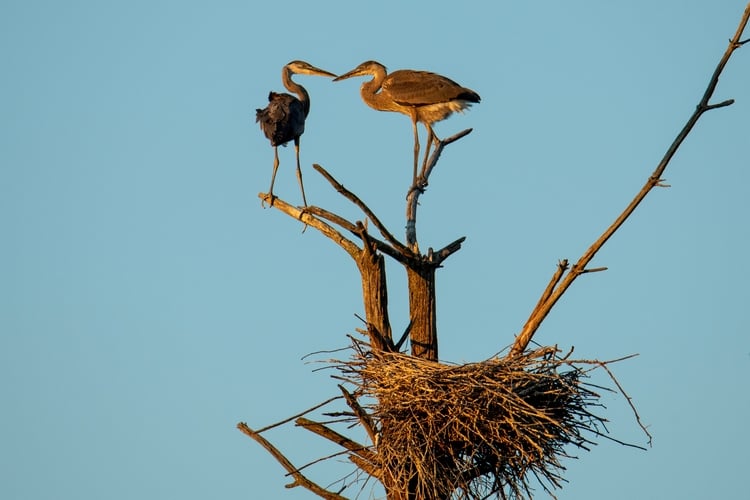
<box><xmin>240</xmin><ymin>6</ymin><xmax>749</xmax><ymax>499</ymax></box>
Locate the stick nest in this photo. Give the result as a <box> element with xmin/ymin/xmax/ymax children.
<box><xmin>338</xmin><ymin>346</ymin><xmax>610</xmax><ymax>499</ymax></box>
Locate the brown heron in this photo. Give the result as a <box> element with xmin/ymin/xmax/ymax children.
<box><xmin>333</xmin><ymin>60</ymin><xmax>480</xmax><ymax>183</ymax></box>
<box><xmin>256</xmin><ymin>60</ymin><xmax>336</xmax><ymax>206</ymax></box>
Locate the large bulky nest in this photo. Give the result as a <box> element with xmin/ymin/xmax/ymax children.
<box><xmin>340</xmin><ymin>346</ymin><xmax>609</xmax><ymax>499</ymax></box>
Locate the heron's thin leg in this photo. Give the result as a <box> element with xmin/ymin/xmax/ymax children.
<box><xmin>411</xmin><ymin>116</ymin><xmax>420</xmax><ymax>184</ymax></box>
<box><xmin>294</xmin><ymin>139</ymin><xmax>308</xmax><ymax>207</ymax></box>
<box><xmin>421</xmin><ymin>124</ymin><xmax>437</xmax><ymax>177</ymax></box>
<box><xmin>265</xmin><ymin>146</ymin><xmax>280</xmax><ymax>207</ymax></box>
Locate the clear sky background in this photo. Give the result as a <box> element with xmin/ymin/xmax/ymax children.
<box><xmin>2</xmin><ymin>1</ymin><xmax>749</xmax><ymax>499</ymax></box>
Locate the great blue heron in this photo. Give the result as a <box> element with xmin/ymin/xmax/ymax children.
<box><xmin>333</xmin><ymin>60</ymin><xmax>480</xmax><ymax>183</ymax></box>
<box><xmin>256</xmin><ymin>60</ymin><xmax>336</xmax><ymax>206</ymax></box>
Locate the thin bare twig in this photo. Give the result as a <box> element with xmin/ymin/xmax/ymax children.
<box><xmin>292</xmin><ymin>448</ymin><xmax>359</xmax><ymax>474</ymax></box>
<box><xmin>251</xmin><ymin>396</ymin><xmax>343</xmax><ymax>434</ymax></box>
<box><xmin>510</xmin><ymin>5</ymin><xmax>750</xmax><ymax>356</ymax></box>
<box><xmin>581</xmin><ymin>266</ymin><xmax>608</xmax><ymax>274</ymax></box>
<box><xmin>597</xmin><ymin>361</ymin><xmax>653</xmax><ymax>446</ymax></box>
<box><xmin>588</xmin><ymin>429</ymin><xmax>649</xmax><ymax>451</ymax></box>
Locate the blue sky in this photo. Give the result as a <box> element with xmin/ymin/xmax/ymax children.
<box><xmin>2</xmin><ymin>1</ymin><xmax>749</xmax><ymax>498</ymax></box>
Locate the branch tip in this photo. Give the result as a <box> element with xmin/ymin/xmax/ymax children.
<box><xmin>581</xmin><ymin>266</ymin><xmax>608</xmax><ymax>274</ymax></box>
<box><xmin>705</xmin><ymin>98</ymin><xmax>735</xmax><ymax>110</ymax></box>
<box><xmin>442</xmin><ymin>127</ymin><xmax>473</xmax><ymax>146</ymax></box>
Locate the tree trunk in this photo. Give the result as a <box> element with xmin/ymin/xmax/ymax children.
<box><xmin>407</xmin><ymin>265</ymin><xmax>438</xmax><ymax>361</ymax></box>
<box><xmin>357</xmin><ymin>246</ymin><xmax>392</xmax><ymax>351</ymax></box>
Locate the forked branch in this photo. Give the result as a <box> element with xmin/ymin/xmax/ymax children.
<box><xmin>510</xmin><ymin>3</ymin><xmax>750</xmax><ymax>356</ymax></box>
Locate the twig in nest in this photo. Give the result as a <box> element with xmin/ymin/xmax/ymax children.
<box><xmin>596</xmin><ymin>361</ymin><xmax>653</xmax><ymax>446</ymax></box>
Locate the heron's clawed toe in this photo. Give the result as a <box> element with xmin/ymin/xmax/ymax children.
<box><xmin>405</xmin><ymin>183</ymin><xmax>427</xmax><ymax>200</ymax></box>
<box><xmin>261</xmin><ymin>192</ymin><xmax>277</xmax><ymax>208</ymax></box>
<box><xmin>297</xmin><ymin>205</ymin><xmax>312</xmax><ymax>227</ymax></box>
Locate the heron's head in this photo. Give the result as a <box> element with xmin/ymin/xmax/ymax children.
<box><xmin>284</xmin><ymin>61</ymin><xmax>337</xmax><ymax>79</ymax></box>
<box><xmin>333</xmin><ymin>60</ymin><xmax>387</xmax><ymax>82</ymax></box>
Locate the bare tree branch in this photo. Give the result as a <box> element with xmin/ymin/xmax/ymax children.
<box><xmin>419</xmin><ymin>128</ymin><xmax>474</xmax><ymax>182</ymax></box>
<box><xmin>431</xmin><ymin>236</ymin><xmax>467</xmax><ymax>265</ymax></box>
<box><xmin>303</xmin><ymin>205</ymin><xmax>359</xmax><ymax>233</ymax></box>
<box><xmin>313</xmin><ymin>164</ymin><xmax>413</xmax><ymax>257</ymax></box>
<box><xmin>296</xmin><ymin>417</ymin><xmax>376</xmax><ymax>462</ymax></box>
<box><xmin>258</xmin><ymin>193</ymin><xmax>361</xmax><ymax>260</ymax></box>
<box><xmin>237</xmin><ymin>422</ymin><xmax>348</xmax><ymax>500</ymax></box>
<box><xmin>509</xmin><ymin>5</ymin><xmax>750</xmax><ymax>356</ymax></box>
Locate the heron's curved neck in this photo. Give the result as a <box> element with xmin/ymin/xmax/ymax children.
<box><xmin>359</xmin><ymin>67</ymin><xmax>390</xmax><ymax>112</ymax></box>
<box><xmin>282</xmin><ymin>68</ymin><xmax>311</xmax><ymax>116</ymax></box>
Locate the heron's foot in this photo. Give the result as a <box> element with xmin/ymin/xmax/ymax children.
<box><xmin>261</xmin><ymin>192</ymin><xmax>277</xmax><ymax>208</ymax></box>
<box><xmin>405</xmin><ymin>186</ymin><xmax>425</xmax><ymax>199</ymax></box>
<box><xmin>297</xmin><ymin>205</ymin><xmax>310</xmax><ymax>233</ymax></box>
<box><xmin>406</xmin><ymin>177</ymin><xmax>428</xmax><ymax>199</ymax></box>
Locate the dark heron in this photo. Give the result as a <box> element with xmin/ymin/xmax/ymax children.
<box><xmin>334</xmin><ymin>60</ymin><xmax>480</xmax><ymax>183</ymax></box>
<box><xmin>256</xmin><ymin>60</ymin><xmax>336</xmax><ymax>206</ymax></box>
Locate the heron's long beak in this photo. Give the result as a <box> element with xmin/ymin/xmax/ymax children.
<box><xmin>309</xmin><ymin>67</ymin><xmax>337</xmax><ymax>78</ymax></box>
<box><xmin>332</xmin><ymin>69</ymin><xmax>361</xmax><ymax>82</ymax></box>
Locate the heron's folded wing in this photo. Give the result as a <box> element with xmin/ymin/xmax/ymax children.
<box><xmin>384</xmin><ymin>70</ymin><xmax>472</xmax><ymax>106</ymax></box>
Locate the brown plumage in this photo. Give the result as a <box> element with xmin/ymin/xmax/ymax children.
<box><xmin>334</xmin><ymin>60</ymin><xmax>480</xmax><ymax>182</ymax></box>
<box><xmin>256</xmin><ymin>61</ymin><xmax>336</xmax><ymax>206</ymax></box>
